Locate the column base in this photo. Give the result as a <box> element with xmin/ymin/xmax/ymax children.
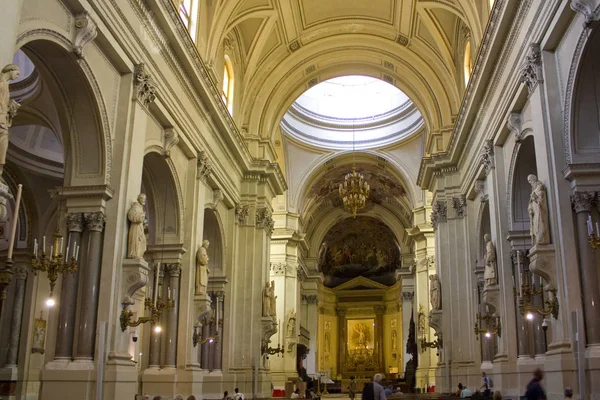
<box><xmin>103</xmin><ymin>361</ymin><xmax>139</xmax><ymax>400</ymax></box>
<box><xmin>142</xmin><ymin>367</ymin><xmax>179</xmax><ymax>398</ymax></box>
<box><xmin>40</xmin><ymin>365</ymin><xmax>97</xmax><ymax>400</ymax></box>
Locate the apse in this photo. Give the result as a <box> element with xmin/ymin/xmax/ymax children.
<box><xmin>318</xmin><ymin>216</ymin><xmax>400</xmax><ymax>287</ymax></box>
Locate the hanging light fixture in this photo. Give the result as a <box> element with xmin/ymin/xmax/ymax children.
<box><xmin>338</xmin><ymin>123</ymin><xmax>370</xmax><ymax>218</ymax></box>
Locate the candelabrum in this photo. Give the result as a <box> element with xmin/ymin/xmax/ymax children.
<box><xmin>261</xmin><ymin>339</ymin><xmax>284</xmax><ymax>357</ymax></box>
<box><xmin>420</xmin><ymin>333</ymin><xmax>443</xmax><ymax>352</ymax></box>
<box><xmin>514</xmin><ymin>263</ymin><xmax>559</xmax><ymax>320</ymax></box>
<box><xmin>119</xmin><ymin>295</ymin><xmax>173</xmax><ymax>332</ymax></box>
<box><xmin>474</xmin><ymin>311</ymin><xmax>501</xmax><ymax>340</ymax></box>
<box><xmin>30</xmin><ymin>233</ymin><xmax>79</xmax><ymax>297</ymax></box>
<box><xmin>192</xmin><ymin>323</ymin><xmax>219</xmax><ymax>347</ymax></box>
<box><xmin>588</xmin><ymin>215</ymin><xmax>600</xmax><ymax>249</ymax></box>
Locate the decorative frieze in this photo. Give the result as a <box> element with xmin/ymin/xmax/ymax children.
<box><xmin>256</xmin><ymin>208</ymin><xmax>274</xmax><ymax>236</ymax></box>
<box><xmin>270</xmin><ymin>262</ymin><xmax>297</xmax><ymax>277</ymax></box>
<box><xmin>133</xmin><ymin>63</ymin><xmax>157</xmax><ymax>107</ymax></box>
<box><xmin>571</xmin><ymin>191</ymin><xmax>596</xmax><ymax>213</ymax></box>
<box><xmin>73</xmin><ymin>12</ymin><xmax>98</xmax><ymax>58</ymax></box>
<box><xmin>452</xmin><ymin>195</ymin><xmax>467</xmax><ymax>218</ymax></box>
<box><xmin>235</xmin><ymin>204</ymin><xmax>249</xmax><ymax>225</ymax></box>
<box><xmin>481</xmin><ymin>140</ymin><xmax>494</xmax><ymax>174</ymax></box>
<box><xmin>430</xmin><ymin>200</ymin><xmax>447</xmax><ymax>229</ymax></box>
<box><xmin>197</xmin><ymin>151</ymin><xmax>212</xmax><ymax>182</ymax></box>
<box><xmin>520</xmin><ymin>43</ymin><xmax>543</xmax><ymax>93</ymax></box>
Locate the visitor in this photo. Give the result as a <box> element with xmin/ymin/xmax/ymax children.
<box><xmin>234</xmin><ymin>388</ymin><xmax>245</xmax><ymax>400</ymax></box>
<box><xmin>175</xmin><ymin>395</ymin><xmax>184</xmax><ymax>400</ymax></box>
<box><xmin>480</xmin><ymin>372</ymin><xmax>492</xmax><ymax>397</ymax></box>
<box><xmin>223</xmin><ymin>391</ymin><xmax>233</xmax><ymax>400</ymax></box>
<box><xmin>348</xmin><ymin>376</ymin><xmax>356</xmax><ymax>400</ymax></box>
<box><xmin>187</xmin><ymin>396</ymin><xmax>197</xmax><ymax>400</ymax></box>
<box><xmin>384</xmin><ymin>385</ymin><xmax>393</xmax><ymax>396</ymax></box>
<box><xmin>457</xmin><ymin>383</ymin><xmax>464</xmax><ymax>397</ymax></box>
<box><xmin>373</xmin><ymin>373</ymin><xmax>387</xmax><ymax>400</ymax></box>
<box><xmin>460</xmin><ymin>385</ymin><xmax>473</xmax><ymax>398</ymax></box>
<box><xmin>394</xmin><ymin>386</ymin><xmax>403</xmax><ymax>395</ymax></box>
<box><xmin>524</xmin><ymin>368</ymin><xmax>546</xmax><ymax>400</ymax></box>
<box><xmin>291</xmin><ymin>388</ymin><xmax>301</xmax><ymax>399</ymax></box>
<box><xmin>564</xmin><ymin>387</ymin><xmax>573</xmax><ymax>400</ymax></box>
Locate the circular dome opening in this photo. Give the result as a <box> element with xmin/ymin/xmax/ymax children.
<box><xmin>281</xmin><ymin>75</ymin><xmax>424</xmax><ymax>150</ymax></box>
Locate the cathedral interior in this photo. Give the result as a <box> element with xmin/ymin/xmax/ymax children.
<box><xmin>0</xmin><ymin>0</ymin><xmax>599</xmax><ymax>399</ymax></box>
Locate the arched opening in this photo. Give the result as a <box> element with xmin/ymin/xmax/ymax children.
<box><xmin>512</xmin><ymin>136</ymin><xmax>537</xmax><ymax>231</ymax></box>
<box><xmin>202</xmin><ymin>208</ymin><xmax>224</xmax><ymax>274</ymax></box>
<box><xmin>464</xmin><ymin>41</ymin><xmax>473</xmax><ymax>87</ymax></box>
<box><xmin>177</xmin><ymin>0</ymin><xmax>199</xmax><ymax>41</ymax></box>
<box><xmin>222</xmin><ymin>55</ymin><xmax>234</xmax><ymax>115</ymax></box>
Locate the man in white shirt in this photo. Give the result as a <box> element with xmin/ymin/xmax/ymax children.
<box><xmin>234</xmin><ymin>388</ymin><xmax>245</xmax><ymax>400</ymax></box>
<box><xmin>373</xmin><ymin>373</ymin><xmax>387</xmax><ymax>400</ymax></box>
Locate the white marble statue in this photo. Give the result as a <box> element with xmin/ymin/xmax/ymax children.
<box><xmin>0</xmin><ymin>64</ymin><xmax>21</xmax><ymax>176</ymax></box>
<box><xmin>429</xmin><ymin>274</ymin><xmax>441</xmax><ymax>310</ymax></box>
<box><xmin>269</xmin><ymin>280</ymin><xmax>277</xmax><ymax>318</ymax></box>
<box><xmin>195</xmin><ymin>240</ymin><xmax>210</xmax><ymax>295</ymax></box>
<box><xmin>127</xmin><ymin>193</ymin><xmax>147</xmax><ymax>259</ymax></box>
<box><xmin>262</xmin><ymin>281</ymin><xmax>272</xmax><ymax>317</ymax></box>
<box><xmin>527</xmin><ymin>174</ymin><xmax>550</xmax><ymax>245</ymax></box>
<box><xmin>286</xmin><ymin>310</ymin><xmax>296</xmax><ymax>337</ymax></box>
<box><xmin>483</xmin><ymin>234</ymin><xmax>498</xmax><ymax>287</ymax></box>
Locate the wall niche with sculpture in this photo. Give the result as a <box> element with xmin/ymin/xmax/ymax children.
<box><xmin>317</xmin><ymin>216</ymin><xmax>401</xmax><ymax>287</ymax></box>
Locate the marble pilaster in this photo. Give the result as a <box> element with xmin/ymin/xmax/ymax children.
<box><xmin>54</xmin><ymin>213</ymin><xmax>84</xmax><ymax>360</ymax></box>
<box><xmin>4</xmin><ymin>265</ymin><xmax>27</xmax><ymax>367</ymax></box>
<box><xmin>211</xmin><ymin>292</ymin><xmax>223</xmax><ymax>371</ymax></box>
<box><xmin>75</xmin><ymin>211</ymin><xmax>105</xmax><ymax>362</ymax></box>
<box><xmin>148</xmin><ymin>264</ymin><xmax>164</xmax><ymax>369</ymax></box>
<box><xmin>164</xmin><ymin>263</ymin><xmax>181</xmax><ymax>368</ymax></box>
<box><xmin>336</xmin><ymin>307</ymin><xmax>347</xmax><ymax>373</ymax></box>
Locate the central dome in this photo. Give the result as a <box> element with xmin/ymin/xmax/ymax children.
<box><xmin>281</xmin><ymin>75</ymin><xmax>424</xmax><ymax>150</ymax></box>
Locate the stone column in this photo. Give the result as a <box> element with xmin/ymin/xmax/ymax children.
<box><xmin>401</xmin><ymin>291</ymin><xmax>414</xmax><ymax>369</ymax></box>
<box><xmin>75</xmin><ymin>211</ymin><xmax>105</xmax><ymax>361</ymax></box>
<box><xmin>54</xmin><ymin>213</ymin><xmax>84</xmax><ymax>360</ymax></box>
<box><xmin>531</xmin><ymin>274</ymin><xmax>547</xmax><ymax>355</ymax></box>
<box><xmin>212</xmin><ymin>292</ymin><xmax>224</xmax><ymax>371</ymax></box>
<box><xmin>4</xmin><ymin>265</ymin><xmax>27</xmax><ymax>367</ymax></box>
<box><xmin>512</xmin><ymin>250</ymin><xmax>531</xmax><ymax>358</ymax></box>
<box><xmin>336</xmin><ymin>307</ymin><xmax>347</xmax><ymax>373</ymax></box>
<box><xmin>148</xmin><ymin>264</ymin><xmax>163</xmax><ymax>368</ymax></box>
<box><xmin>374</xmin><ymin>305</ymin><xmax>385</xmax><ymax>370</ymax></box>
<box><xmin>164</xmin><ymin>263</ymin><xmax>181</xmax><ymax>368</ymax></box>
<box><xmin>571</xmin><ymin>191</ymin><xmax>600</xmax><ymax>345</ymax></box>
<box><xmin>201</xmin><ymin>315</ymin><xmax>211</xmax><ymax>370</ymax></box>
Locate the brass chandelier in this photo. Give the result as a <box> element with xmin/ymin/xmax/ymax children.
<box><xmin>338</xmin><ymin>125</ymin><xmax>370</xmax><ymax>218</ymax></box>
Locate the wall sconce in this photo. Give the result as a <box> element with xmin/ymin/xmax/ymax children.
<box><xmin>120</xmin><ymin>295</ymin><xmax>173</xmax><ymax>332</ymax></box>
<box><xmin>261</xmin><ymin>339</ymin><xmax>284</xmax><ymax>357</ymax></box>
<box><xmin>587</xmin><ymin>215</ymin><xmax>600</xmax><ymax>249</ymax></box>
<box><xmin>514</xmin><ymin>251</ymin><xmax>559</xmax><ymax>320</ymax></box>
<box><xmin>31</xmin><ymin>233</ymin><xmax>79</xmax><ymax>298</ymax></box>
<box><xmin>192</xmin><ymin>325</ymin><xmax>218</xmax><ymax>347</ymax></box>
<box><xmin>474</xmin><ymin>311</ymin><xmax>501</xmax><ymax>339</ymax></box>
<box><xmin>420</xmin><ymin>333</ymin><xmax>443</xmax><ymax>352</ymax></box>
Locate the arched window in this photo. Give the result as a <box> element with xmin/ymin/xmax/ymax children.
<box><xmin>464</xmin><ymin>41</ymin><xmax>473</xmax><ymax>86</ymax></box>
<box><xmin>222</xmin><ymin>56</ymin><xmax>234</xmax><ymax>114</ymax></box>
<box><xmin>177</xmin><ymin>0</ymin><xmax>199</xmax><ymax>41</ymax></box>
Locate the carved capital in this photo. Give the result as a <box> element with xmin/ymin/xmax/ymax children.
<box><xmin>401</xmin><ymin>291</ymin><xmax>414</xmax><ymax>302</ymax></box>
<box><xmin>507</xmin><ymin>112</ymin><xmax>524</xmax><ymax>142</ymax></box>
<box><xmin>271</xmin><ymin>262</ymin><xmax>288</xmax><ymax>276</ymax></box>
<box><xmin>66</xmin><ymin>213</ymin><xmax>85</xmax><ymax>233</ymax></box>
<box><xmin>335</xmin><ymin>307</ymin><xmax>347</xmax><ymax>317</ymax></box>
<box><xmin>520</xmin><ymin>43</ymin><xmax>543</xmax><ymax>93</ymax></box>
<box><xmin>481</xmin><ymin>140</ymin><xmax>495</xmax><ymax>174</ymax></box>
<box><xmin>302</xmin><ymin>294</ymin><xmax>318</xmax><ymax>305</ymax></box>
<box><xmin>197</xmin><ymin>151</ymin><xmax>212</xmax><ymax>182</ymax></box>
<box><xmin>430</xmin><ymin>200</ymin><xmax>447</xmax><ymax>229</ymax></box>
<box><xmin>235</xmin><ymin>204</ymin><xmax>249</xmax><ymax>225</ymax></box>
<box><xmin>452</xmin><ymin>195</ymin><xmax>467</xmax><ymax>219</ymax></box>
<box><xmin>571</xmin><ymin>0</ymin><xmax>600</xmax><ymax>26</ymax></box>
<box><xmin>13</xmin><ymin>265</ymin><xmax>28</xmax><ymax>280</ymax></box>
<box><xmin>84</xmin><ymin>211</ymin><xmax>105</xmax><ymax>232</ymax></box>
<box><xmin>133</xmin><ymin>63</ymin><xmax>157</xmax><ymax>107</ymax></box>
<box><xmin>571</xmin><ymin>191</ymin><xmax>596</xmax><ymax>213</ymax></box>
<box><xmin>163</xmin><ymin>128</ymin><xmax>179</xmax><ymax>157</ymax></box>
<box><xmin>374</xmin><ymin>305</ymin><xmax>386</xmax><ymax>315</ymax></box>
<box><xmin>256</xmin><ymin>208</ymin><xmax>274</xmax><ymax>236</ymax></box>
<box><xmin>73</xmin><ymin>11</ymin><xmax>98</xmax><ymax>58</ymax></box>
<box><xmin>165</xmin><ymin>263</ymin><xmax>181</xmax><ymax>277</ymax></box>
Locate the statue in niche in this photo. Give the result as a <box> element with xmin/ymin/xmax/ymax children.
<box><xmin>429</xmin><ymin>274</ymin><xmax>441</xmax><ymax>310</ymax></box>
<box><xmin>195</xmin><ymin>240</ymin><xmax>210</xmax><ymax>295</ymax></box>
<box><xmin>127</xmin><ymin>193</ymin><xmax>147</xmax><ymax>260</ymax></box>
<box><xmin>269</xmin><ymin>280</ymin><xmax>277</xmax><ymax>318</ymax></box>
<box><xmin>0</xmin><ymin>64</ymin><xmax>20</xmax><ymax>177</ymax></box>
<box><xmin>324</xmin><ymin>332</ymin><xmax>331</xmax><ymax>353</ymax></box>
<box><xmin>391</xmin><ymin>329</ymin><xmax>397</xmax><ymax>351</ymax></box>
<box><xmin>483</xmin><ymin>234</ymin><xmax>498</xmax><ymax>287</ymax></box>
<box><xmin>262</xmin><ymin>281</ymin><xmax>271</xmax><ymax>317</ymax></box>
<box><xmin>527</xmin><ymin>174</ymin><xmax>550</xmax><ymax>245</ymax></box>
<box><xmin>286</xmin><ymin>310</ymin><xmax>296</xmax><ymax>337</ymax></box>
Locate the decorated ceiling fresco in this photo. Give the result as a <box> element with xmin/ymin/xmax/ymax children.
<box><xmin>318</xmin><ymin>216</ymin><xmax>400</xmax><ymax>287</ymax></box>
<box><xmin>305</xmin><ymin>162</ymin><xmax>406</xmax><ymax>215</ymax></box>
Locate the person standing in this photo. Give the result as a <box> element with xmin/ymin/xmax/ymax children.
<box><xmin>524</xmin><ymin>368</ymin><xmax>546</xmax><ymax>400</ymax></box>
<box><xmin>563</xmin><ymin>387</ymin><xmax>573</xmax><ymax>400</ymax></box>
<box><xmin>234</xmin><ymin>388</ymin><xmax>245</xmax><ymax>400</ymax></box>
<box><xmin>480</xmin><ymin>372</ymin><xmax>492</xmax><ymax>397</ymax></box>
<box><xmin>348</xmin><ymin>376</ymin><xmax>356</xmax><ymax>400</ymax></box>
<box><xmin>373</xmin><ymin>373</ymin><xmax>387</xmax><ymax>400</ymax></box>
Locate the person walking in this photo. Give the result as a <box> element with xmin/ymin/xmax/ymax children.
<box><xmin>564</xmin><ymin>387</ymin><xmax>573</xmax><ymax>400</ymax></box>
<box><xmin>524</xmin><ymin>368</ymin><xmax>546</xmax><ymax>400</ymax></box>
<box><xmin>480</xmin><ymin>372</ymin><xmax>492</xmax><ymax>397</ymax></box>
<box><xmin>348</xmin><ymin>376</ymin><xmax>356</xmax><ymax>400</ymax></box>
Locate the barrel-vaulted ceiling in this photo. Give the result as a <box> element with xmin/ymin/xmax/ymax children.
<box><xmin>198</xmin><ymin>0</ymin><xmax>492</xmax><ymax>156</ymax></box>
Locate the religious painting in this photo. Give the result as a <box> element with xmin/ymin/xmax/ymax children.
<box><xmin>318</xmin><ymin>216</ymin><xmax>400</xmax><ymax>287</ymax></box>
<box><xmin>347</xmin><ymin>319</ymin><xmax>374</xmax><ymax>350</ymax></box>
<box><xmin>32</xmin><ymin>311</ymin><xmax>46</xmax><ymax>354</ymax></box>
